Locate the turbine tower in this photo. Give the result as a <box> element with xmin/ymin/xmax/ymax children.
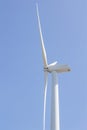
<box><xmin>36</xmin><ymin>4</ymin><xmax>71</xmax><ymax>130</ymax></box>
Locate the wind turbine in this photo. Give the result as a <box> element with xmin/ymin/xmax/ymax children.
<box><xmin>36</xmin><ymin>4</ymin><xmax>71</xmax><ymax>130</ymax></box>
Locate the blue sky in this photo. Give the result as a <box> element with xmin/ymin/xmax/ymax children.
<box><xmin>0</xmin><ymin>0</ymin><xmax>87</xmax><ymax>130</ymax></box>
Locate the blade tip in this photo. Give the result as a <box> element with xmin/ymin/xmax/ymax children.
<box><xmin>36</xmin><ymin>3</ymin><xmax>38</xmax><ymax>9</ymax></box>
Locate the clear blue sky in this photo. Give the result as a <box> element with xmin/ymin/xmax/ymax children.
<box><xmin>0</xmin><ymin>0</ymin><xmax>87</xmax><ymax>130</ymax></box>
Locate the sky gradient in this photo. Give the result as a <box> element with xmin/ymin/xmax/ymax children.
<box><xmin>0</xmin><ymin>0</ymin><xmax>87</xmax><ymax>130</ymax></box>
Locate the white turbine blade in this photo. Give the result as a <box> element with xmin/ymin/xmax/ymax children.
<box><xmin>36</xmin><ymin>4</ymin><xmax>48</xmax><ymax>67</ymax></box>
<box><xmin>48</xmin><ymin>61</ymin><xmax>58</xmax><ymax>67</ymax></box>
<box><xmin>43</xmin><ymin>71</ymin><xmax>48</xmax><ymax>130</ymax></box>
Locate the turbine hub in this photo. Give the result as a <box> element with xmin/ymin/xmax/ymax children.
<box><xmin>44</xmin><ymin>67</ymin><xmax>51</xmax><ymax>73</ymax></box>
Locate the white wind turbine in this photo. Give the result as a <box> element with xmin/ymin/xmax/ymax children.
<box><xmin>36</xmin><ymin>4</ymin><xmax>71</xmax><ymax>130</ymax></box>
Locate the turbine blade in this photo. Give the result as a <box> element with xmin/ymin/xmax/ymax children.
<box><xmin>48</xmin><ymin>61</ymin><xmax>58</xmax><ymax>67</ymax></box>
<box><xmin>36</xmin><ymin>4</ymin><xmax>48</xmax><ymax>67</ymax></box>
<box><xmin>43</xmin><ymin>71</ymin><xmax>48</xmax><ymax>130</ymax></box>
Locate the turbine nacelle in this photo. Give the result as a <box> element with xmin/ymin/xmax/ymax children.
<box><xmin>44</xmin><ymin>62</ymin><xmax>71</xmax><ymax>73</ymax></box>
